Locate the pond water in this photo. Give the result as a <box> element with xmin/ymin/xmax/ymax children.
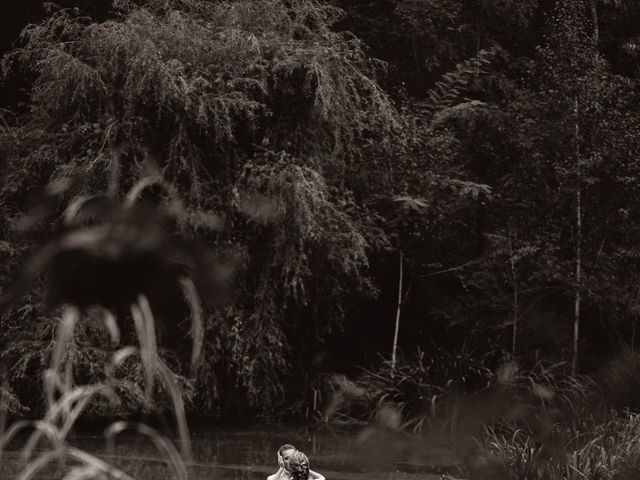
<box><xmin>1</xmin><ymin>425</ymin><xmax>449</xmax><ymax>479</ymax></box>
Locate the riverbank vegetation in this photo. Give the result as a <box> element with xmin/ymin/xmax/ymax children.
<box><xmin>332</xmin><ymin>354</ymin><xmax>640</xmax><ymax>479</ymax></box>
<box><xmin>3</xmin><ymin>0</ymin><xmax>640</xmax><ymax>478</ymax></box>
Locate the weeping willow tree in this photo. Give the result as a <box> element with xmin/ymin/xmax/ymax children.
<box><xmin>0</xmin><ymin>0</ymin><xmax>399</xmax><ymax>412</ymax></box>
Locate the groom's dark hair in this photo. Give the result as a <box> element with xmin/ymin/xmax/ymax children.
<box><xmin>279</xmin><ymin>444</ymin><xmax>296</xmax><ymax>455</ymax></box>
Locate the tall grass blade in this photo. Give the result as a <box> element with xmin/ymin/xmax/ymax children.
<box><xmin>61</xmin><ymin>466</ymin><xmax>102</xmax><ymax>480</ymax></box>
<box><xmin>67</xmin><ymin>447</ymin><xmax>136</xmax><ymax>480</ymax></box>
<box><xmin>1</xmin><ymin>420</ymin><xmax>63</xmax><ymax>462</ymax></box>
<box><xmin>154</xmin><ymin>358</ymin><xmax>192</xmax><ymax>461</ymax></box>
<box><xmin>105</xmin><ymin>421</ymin><xmax>189</xmax><ymax>480</ymax></box>
<box><xmin>102</xmin><ymin>309</ymin><xmax>121</xmax><ymax>345</ymax></box>
<box><xmin>15</xmin><ymin>449</ymin><xmax>65</xmax><ymax>480</ymax></box>
<box><xmin>19</xmin><ymin>420</ymin><xmax>64</xmax><ymax>462</ymax></box>
<box><xmin>48</xmin><ymin>308</ymin><xmax>79</xmax><ymax>407</ymax></box>
<box><xmin>131</xmin><ymin>296</ymin><xmax>157</xmax><ymax>406</ymax></box>
<box><xmin>180</xmin><ymin>277</ymin><xmax>204</xmax><ymax>378</ymax></box>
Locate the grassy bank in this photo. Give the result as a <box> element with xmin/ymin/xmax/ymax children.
<box><xmin>324</xmin><ymin>349</ymin><xmax>640</xmax><ymax>480</ymax></box>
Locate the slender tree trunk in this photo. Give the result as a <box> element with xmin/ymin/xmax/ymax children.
<box><xmin>633</xmin><ymin>287</ymin><xmax>640</xmax><ymax>350</ymax></box>
<box><xmin>0</xmin><ymin>361</ymin><xmax>9</xmax><ymax>471</ymax></box>
<box><xmin>475</xmin><ymin>33</ymin><xmax>481</xmax><ymax>79</ymax></box>
<box><xmin>590</xmin><ymin>0</ymin><xmax>599</xmax><ymax>45</ymax></box>
<box><xmin>108</xmin><ymin>153</ymin><xmax>121</xmax><ymax>196</ymax></box>
<box><xmin>508</xmin><ymin>233</ymin><xmax>519</xmax><ymax>355</ymax></box>
<box><xmin>572</xmin><ymin>97</ymin><xmax>582</xmax><ymax>376</ymax></box>
<box><xmin>573</xmin><ymin>187</ymin><xmax>582</xmax><ymax>376</ymax></box>
<box><xmin>411</xmin><ymin>36</ymin><xmax>420</xmax><ymax>73</ymax></box>
<box><xmin>391</xmin><ymin>250</ymin><xmax>403</xmax><ymax>374</ymax></box>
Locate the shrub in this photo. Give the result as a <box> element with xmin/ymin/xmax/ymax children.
<box><xmin>482</xmin><ymin>413</ymin><xmax>640</xmax><ymax>480</ymax></box>
<box><xmin>598</xmin><ymin>348</ymin><xmax>640</xmax><ymax>411</ymax></box>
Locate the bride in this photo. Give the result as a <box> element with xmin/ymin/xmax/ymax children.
<box><xmin>268</xmin><ymin>444</ymin><xmax>326</xmax><ymax>480</ymax></box>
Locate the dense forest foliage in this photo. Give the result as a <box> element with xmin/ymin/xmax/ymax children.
<box><xmin>3</xmin><ymin>0</ymin><xmax>640</xmax><ymax>423</ymax></box>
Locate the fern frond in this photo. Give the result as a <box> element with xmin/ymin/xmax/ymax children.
<box><xmin>423</xmin><ymin>48</ymin><xmax>497</xmax><ymax>115</ymax></box>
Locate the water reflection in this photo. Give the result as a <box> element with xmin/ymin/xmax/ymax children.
<box><xmin>2</xmin><ymin>425</ymin><xmax>443</xmax><ymax>480</ymax></box>
<box><xmin>89</xmin><ymin>425</ymin><xmax>357</xmax><ymax>478</ymax></box>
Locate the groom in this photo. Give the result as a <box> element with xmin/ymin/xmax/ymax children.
<box><xmin>268</xmin><ymin>444</ymin><xmax>325</xmax><ymax>480</ymax></box>
<box><xmin>267</xmin><ymin>444</ymin><xmax>297</xmax><ymax>480</ymax></box>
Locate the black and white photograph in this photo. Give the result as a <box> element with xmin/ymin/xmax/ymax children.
<box><xmin>1</xmin><ymin>1</ymin><xmax>639</xmax><ymax>479</ymax></box>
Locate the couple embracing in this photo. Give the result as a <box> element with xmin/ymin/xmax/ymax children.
<box><xmin>268</xmin><ymin>444</ymin><xmax>326</xmax><ymax>480</ymax></box>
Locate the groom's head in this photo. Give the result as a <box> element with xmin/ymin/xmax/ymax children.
<box><xmin>279</xmin><ymin>444</ymin><xmax>296</xmax><ymax>470</ymax></box>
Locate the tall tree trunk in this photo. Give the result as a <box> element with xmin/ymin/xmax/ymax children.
<box><xmin>411</xmin><ymin>36</ymin><xmax>420</xmax><ymax>73</ymax></box>
<box><xmin>391</xmin><ymin>250</ymin><xmax>403</xmax><ymax>374</ymax></box>
<box><xmin>508</xmin><ymin>233</ymin><xmax>519</xmax><ymax>355</ymax></box>
<box><xmin>572</xmin><ymin>97</ymin><xmax>582</xmax><ymax>377</ymax></box>
<box><xmin>633</xmin><ymin>287</ymin><xmax>640</xmax><ymax>350</ymax></box>
<box><xmin>590</xmin><ymin>0</ymin><xmax>599</xmax><ymax>45</ymax></box>
<box><xmin>0</xmin><ymin>364</ymin><xmax>7</xmax><ymax>469</ymax></box>
<box><xmin>573</xmin><ymin>184</ymin><xmax>582</xmax><ymax>376</ymax></box>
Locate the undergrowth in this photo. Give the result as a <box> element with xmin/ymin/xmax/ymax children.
<box><xmin>0</xmin><ymin>302</ymin><xmax>193</xmax><ymax>480</ymax></box>
<box><xmin>324</xmin><ymin>345</ymin><xmax>640</xmax><ymax>480</ymax></box>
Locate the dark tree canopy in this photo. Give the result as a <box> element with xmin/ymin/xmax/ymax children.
<box><xmin>2</xmin><ymin>0</ymin><xmax>640</xmax><ymax>418</ymax></box>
